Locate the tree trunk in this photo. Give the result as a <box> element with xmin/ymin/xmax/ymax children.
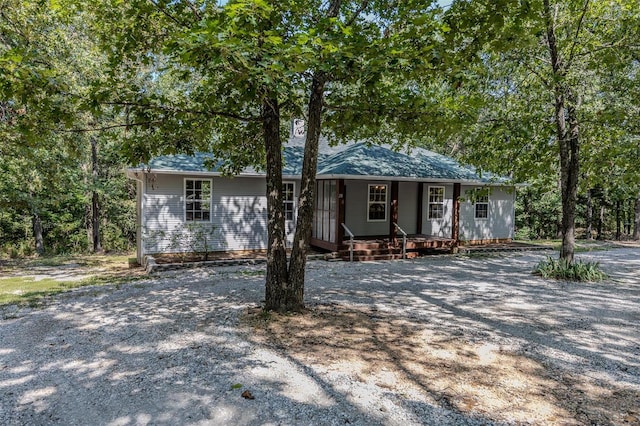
<box><xmin>287</xmin><ymin>72</ymin><xmax>327</xmax><ymax>311</ymax></box>
<box><xmin>544</xmin><ymin>0</ymin><xmax>579</xmax><ymax>263</ymax></box>
<box><xmin>597</xmin><ymin>205</ymin><xmax>604</xmax><ymax>240</ymax></box>
<box><xmin>32</xmin><ymin>212</ymin><xmax>44</xmax><ymax>255</ymax></box>
<box><xmin>634</xmin><ymin>193</ymin><xmax>640</xmax><ymax>240</ymax></box>
<box><xmin>586</xmin><ymin>189</ymin><xmax>593</xmax><ymax>239</ymax></box>
<box><xmin>262</xmin><ymin>95</ymin><xmax>291</xmax><ymax>312</ymax></box>
<box><xmin>91</xmin><ymin>137</ymin><xmax>103</xmax><ymax>253</ymax></box>
<box><xmin>625</xmin><ymin>200</ymin><xmax>631</xmax><ymax>235</ymax></box>
<box><xmin>615</xmin><ymin>199</ymin><xmax>621</xmax><ymax>240</ymax></box>
<box><xmin>283</xmin><ymin>0</ymin><xmax>342</xmax><ymax>312</ymax></box>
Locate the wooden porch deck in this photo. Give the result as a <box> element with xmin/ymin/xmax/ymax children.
<box><xmin>336</xmin><ymin>234</ymin><xmax>456</xmax><ymax>261</ymax></box>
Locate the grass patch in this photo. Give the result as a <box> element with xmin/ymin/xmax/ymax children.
<box><xmin>0</xmin><ymin>253</ymin><xmax>133</xmax><ymax>271</ymax></box>
<box><xmin>0</xmin><ymin>274</ymin><xmax>145</xmax><ymax>307</ymax></box>
<box><xmin>515</xmin><ymin>239</ymin><xmax>618</xmax><ymax>253</ymax></box>
<box><xmin>237</xmin><ymin>269</ymin><xmax>265</xmax><ymax>277</ymax></box>
<box><xmin>533</xmin><ymin>256</ymin><xmax>608</xmax><ymax>282</ymax></box>
<box><xmin>0</xmin><ymin>253</ymin><xmax>144</xmax><ymax>307</ymax></box>
<box><xmin>0</xmin><ymin>276</ymin><xmax>89</xmax><ymax>306</ymax></box>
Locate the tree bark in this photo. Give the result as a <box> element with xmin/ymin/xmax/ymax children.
<box><xmin>615</xmin><ymin>199</ymin><xmax>621</xmax><ymax>240</ymax></box>
<box><xmin>544</xmin><ymin>0</ymin><xmax>579</xmax><ymax>263</ymax></box>
<box><xmin>262</xmin><ymin>95</ymin><xmax>291</xmax><ymax>312</ymax></box>
<box><xmin>287</xmin><ymin>71</ymin><xmax>327</xmax><ymax>311</ymax></box>
<box><xmin>91</xmin><ymin>137</ymin><xmax>103</xmax><ymax>253</ymax></box>
<box><xmin>597</xmin><ymin>205</ymin><xmax>604</xmax><ymax>240</ymax></box>
<box><xmin>286</xmin><ymin>0</ymin><xmax>343</xmax><ymax>312</ymax></box>
<box><xmin>32</xmin><ymin>211</ymin><xmax>44</xmax><ymax>255</ymax></box>
<box><xmin>586</xmin><ymin>189</ymin><xmax>593</xmax><ymax>239</ymax></box>
<box><xmin>634</xmin><ymin>193</ymin><xmax>640</xmax><ymax>240</ymax></box>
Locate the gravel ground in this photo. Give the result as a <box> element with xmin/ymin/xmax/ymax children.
<box><xmin>0</xmin><ymin>249</ymin><xmax>639</xmax><ymax>425</ymax></box>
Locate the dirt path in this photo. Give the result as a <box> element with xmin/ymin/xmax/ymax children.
<box><xmin>0</xmin><ymin>248</ymin><xmax>639</xmax><ymax>425</ymax></box>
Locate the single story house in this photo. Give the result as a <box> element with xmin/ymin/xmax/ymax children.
<box><xmin>126</xmin><ymin>139</ymin><xmax>516</xmax><ymax>263</ymax></box>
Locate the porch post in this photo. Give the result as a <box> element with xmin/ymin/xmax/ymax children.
<box><xmin>336</xmin><ymin>179</ymin><xmax>345</xmax><ymax>244</ymax></box>
<box><xmin>452</xmin><ymin>182</ymin><xmax>461</xmax><ymax>248</ymax></box>
<box><xmin>389</xmin><ymin>181</ymin><xmax>399</xmax><ymax>243</ymax></box>
<box><xmin>417</xmin><ymin>183</ymin><xmax>424</xmax><ymax>235</ymax></box>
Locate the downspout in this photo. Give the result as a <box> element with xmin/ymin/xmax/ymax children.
<box><xmin>128</xmin><ymin>171</ymin><xmax>146</xmax><ymax>266</ymax></box>
<box><xmin>451</xmin><ymin>183</ymin><xmax>461</xmax><ymax>253</ymax></box>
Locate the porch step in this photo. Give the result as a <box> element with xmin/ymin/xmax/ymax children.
<box><xmin>338</xmin><ymin>247</ymin><xmax>419</xmax><ymax>262</ymax></box>
<box><xmin>347</xmin><ymin>241</ymin><xmax>392</xmax><ymax>251</ymax></box>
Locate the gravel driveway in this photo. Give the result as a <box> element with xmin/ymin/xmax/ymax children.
<box><xmin>1</xmin><ymin>249</ymin><xmax>639</xmax><ymax>425</ymax></box>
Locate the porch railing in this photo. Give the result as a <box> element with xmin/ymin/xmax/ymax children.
<box><xmin>341</xmin><ymin>223</ymin><xmax>354</xmax><ymax>262</ymax></box>
<box><xmin>393</xmin><ymin>222</ymin><xmax>407</xmax><ymax>259</ymax></box>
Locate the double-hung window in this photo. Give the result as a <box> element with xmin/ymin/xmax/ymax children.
<box><xmin>282</xmin><ymin>182</ymin><xmax>295</xmax><ymax>221</ymax></box>
<box><xmin>185</xmin><ymin>179</ymin><xmax>211</xmax><ymax>222</ymax></box>
<box><xmin>475</xmin><ymin>191</ymin><xmax>489</xmax><ymax>219</ymax></box>
<box><xmin>368</xmin><ymin>184</ymin><xmax>387</xmax><ymax>221</ymax></box>
<box><xmin>428</xmin><ymin>186</ymin><xmax>445</xmax><ymax>219</ymax></box>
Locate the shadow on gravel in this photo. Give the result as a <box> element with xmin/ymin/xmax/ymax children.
<box><xmin>296</xmin><ymin>250</ymin><xmax>640</xmax><ymax>424</ymax></box>
<box><xmin>1</xmin><ymin>250</ymin><xmax>639</xmax><ymax>425</ymax></box>
<box><xmin>0</xmin><ymin>273</ymin><xmax>352</xmax><ymax>425</ymax></box>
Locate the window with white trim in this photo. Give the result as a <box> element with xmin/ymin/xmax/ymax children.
<box><xmin>368</xmin><ymin>184</ymin><xmax>387</xmax><ymax>221</ymax></box>
<box><xmin>185</xmin><ymin>179</ymin><xmax>211</xmax><ymax>222</ymax></box>
<box><xmin>428</xmin><ymin>186</ymin><xmax>445</xmax><ymax>219</ymax></box>
<box><xmin>475</xmin><ymin>191</ymin><xmax>489</xmax><ymax>219</ymax></box>
<box><xmin>282</xmin><ymin>182</ymin><xmax>295</xmax><ymax>221</ymax></box>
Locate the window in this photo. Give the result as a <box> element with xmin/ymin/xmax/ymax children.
<box><xmin>428</xmin><ymin>186</ymin><xmax>445</xmax><ymax>219</ymax></box>
<box><xmin>313</xmin><ymin>180</ymin><xmax>336</xmax><ymax>242</ymax></box>
<box><xmin>283</xmin><ymin>182</ymin><xmax>295</xmax><ymax>221</ymax></box>
<box><xmin>368</xmin><ymin>184</ymin><xmax>387</xmax><ymax>221</ymax></box>
<box><xmin>475</xmin><ymin>191</ymin><xmax>489</xmax><ymax>219</ymax></box>
<box><xmin>185</xmin><ymin>179</ymin><xmax>211</xmax><ymax>222</ymax></box>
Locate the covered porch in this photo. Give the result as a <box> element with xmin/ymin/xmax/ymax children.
<box><xmin>310</xmin><ymin>178</ymin><xmax>461</xmax><ymax>260</ymax></box>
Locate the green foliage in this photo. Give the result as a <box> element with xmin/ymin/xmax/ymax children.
<box><xmin>533</xmin><ymin>256</ymin><xmax>608</xmax><ymax>282</ymax></box>
<box><xmin>515</xmin><ymin>181</ymin><xmax>562</xmax><ymax>239</ymax></box>
<box><xmin>144</xmin><ymin>223</ymin><xmax>219</xmax><ymax>262</ymax></box>
<box><xmin>430</xmin><ymin>0</ymin><xmax>640</xmax><ymax>253</ymax></box>
<box><xmin>1</xmin><ymin>0</ymin><xmax>137</xmax><ymax>256</ymax></box>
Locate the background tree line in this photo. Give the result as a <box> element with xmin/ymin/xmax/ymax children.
<box><xmin>1</xmin><ymin>0</ymin><xmax>639</xmax><ymax>311</ymax></box>
<box><xmin>1</xmin><ymin>0</ymin><xmax>639</xmax><ymax>261</ymax></box>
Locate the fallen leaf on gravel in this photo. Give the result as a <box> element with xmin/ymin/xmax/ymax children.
<box><xmin>230</xmin><ymin>383</ymin><xmax>243</xmax><ymax>390</ymax></box>
<box><xmin>624</xmin><ymin>414</ymin><xmax>638</xmax><ymax>423</ymax></box>
<box><xmin>241</xmin><ymin>390</ymin><xmax>255</xmax><ymax>400</ymax></box>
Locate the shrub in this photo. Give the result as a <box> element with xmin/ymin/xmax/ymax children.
<box><xmin>533</xmin><ymin>256</ymin><xmax>607</xmax><ymax>282</ymax></box>
<box><xmin>514</xmin><ymin>226</ymin><xmax>533</xmax><ymax>240</ymax></box>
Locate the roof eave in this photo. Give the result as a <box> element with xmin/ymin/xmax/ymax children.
<box><xmin>316</xmin><ymin>174</ymin><xmax>515</xmax><ymax>186</ymax></box>
<box><xmin>125</xmin><ymin>168</ymin><xmax>518</xmax><ymax>186</ymax></box>
<box><xmin>125</xmin><ymin>167</ymin><xmax>300</xmax><ymax>179</ymax></box>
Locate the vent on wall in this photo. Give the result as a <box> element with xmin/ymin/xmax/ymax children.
<box><xmin>292</xmin><ymin>119</ymin><xmax>305</xmax><ymax>138</ymax></box>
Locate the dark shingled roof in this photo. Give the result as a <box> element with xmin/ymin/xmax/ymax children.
<box><xmin>146</xmin><ymin>152</ymin><xmax>223</xmax><ymax>172</ymax></box>
<box><xmin>138</xmin><ymin>142</ymin><xmax>505</xmax><ymax>183</ymax></box>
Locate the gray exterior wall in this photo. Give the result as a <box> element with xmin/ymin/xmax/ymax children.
<box><xmin>459</xmin><ymin>185</ymin><xmax>515</xmax><ymax>242</ymax></box>
<box><xmin>397</xmin><ymin>182</ymin><xmax>418</xmax><ymax>234</ymax></box>
<box><xmin>343</xmin><ymin>180</ymin><xmax>390</xmax><ymax>236</ymax></box>
<box><xmin>135</xmin><ymin>171</ymin><xmax>514</xmax><ymax>260</ymax></box>
<box><xmin>139</xmin><ymin>173</ymin><xmax>299</xmax><ymax>257</ymax></box>
<box><xmin>421</xmin><ymin>183</ymin><xmax>454</xmax><ymax>238</ymax></box>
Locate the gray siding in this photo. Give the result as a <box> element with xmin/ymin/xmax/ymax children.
<box><xmin>397</xmin><ymin>182</ymin><xmax>418</xmax><ymax>234</ymax></box>
<box><xmin>141</xmin><ymin>173</ymin><xmax>299</xmax><ymax>255</ymax></box>
<box><xmin>136</xmin><ymin>179</ymin><xmax>144</xmax><ymax>263</ymax></box>
<box><xmin>344</xmin><ymin>180</ymin><xmax>390</xmax><ymax>236</ymax></box>
<box><xmin>421</xmin><ymin>183</ymin><xmax>454</xmax><ymax>238</ymax></box>
<box><xmin>459</xmin><ymin>185</ymin><xmax>515</xmax><ymax>241</ymax></box>
<box><xmin>135</xmin><ymin>171</ymin><xmax>514</xmax><ymax>256</ymax></box>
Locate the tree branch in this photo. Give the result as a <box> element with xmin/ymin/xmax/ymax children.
<box><xmin>185</xmin><ymin>0</ymin><xmax>202</xmax><ymax>20</ymax></box>
<box><xmin>52</xmin><ymin>120</ymin><xmax>165</xmax><ymax>133</ymax></box>
<box><xmin>104</xmin><ymin>101</ymin><xmax>262</xmax><ymax>122</ymax></box>
<box><xmin>146</xmin><ymin>0</ymin><xmax>190</xmax><ymax>28</ymax></box>
<box><xmin>345</xmin><ymin>1</ymin><xmax>370</xmax><ymax>27</ymax></box>
<box><xmin>566</xmin><ymin>0</ymin><xmax>590</xmax><ymax>69</ymax></box>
